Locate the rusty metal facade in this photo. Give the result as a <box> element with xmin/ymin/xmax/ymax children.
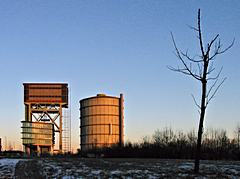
<box><xmin>80</xmin><ymin>94</ymin><xmax>124</xmax><ymax>151</ymax></box>
<box><xmin>24</xmin><ymin>83</ymin><xmax>68</xmax><ymax>105</ymax></box>
<box><xmin>22</xmin><ymin>83</ymin><xmax>68</xmax><ymax>155</ymax></box>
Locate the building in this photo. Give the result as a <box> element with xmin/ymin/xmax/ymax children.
<box><xmin>22</xmin><ymin>83</ymin><xmax>68</xmax><ymax>155</ymax></box>
<box><xmin>80</xmin><ymin>94</ymin><xmax>124</xmax><ymax>151</ymax></box>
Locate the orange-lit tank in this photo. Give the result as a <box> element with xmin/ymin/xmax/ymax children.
<box><xmin>80</xmin><ymin>94</ymin><xmax>124</xmax><ymax>151</ymax></box>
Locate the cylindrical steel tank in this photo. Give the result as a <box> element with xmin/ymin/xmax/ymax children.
<box><xmin>80</xmin><ymin>94</ymin><xmax>124</xmax><ymax>151</ymax></box>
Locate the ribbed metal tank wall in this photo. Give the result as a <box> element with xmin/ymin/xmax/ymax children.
<box><xmin>80</xmin><ymin>94</ymin><xmax>124</xmax><ymax>151</ymax></box>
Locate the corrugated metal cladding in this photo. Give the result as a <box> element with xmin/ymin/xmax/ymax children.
<box><xmin>21</xmin><ymin>121</ymin><xmax>54</xmax><ymax>146</ymax></box>
<box><xmin>23</xmin><ymin>83</ymin><xmax>68</xmax><ymax>106</ymax></box>
<box><xmin>80</xmin><ymin>94</ymin><xmax>124</xmax><ymax>151</ymax></box>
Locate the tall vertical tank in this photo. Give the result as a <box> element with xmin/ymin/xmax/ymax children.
<box><xmin>80</xmin><ymin>94</ymin><xmax>124</xmax><ymax>151</ymax></box>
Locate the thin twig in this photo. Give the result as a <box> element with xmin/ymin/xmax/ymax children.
<box><xmin>192</xmin><ymin>94</ymin><xmax>201</xmax><ymax>109</ymax></box>
<box><xmin>206</xmin><ymin>78</ymin><xmax>227</xmax><ymax>106</ymax></box>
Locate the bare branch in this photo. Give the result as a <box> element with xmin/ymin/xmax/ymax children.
<box><xmin>188</xmin><ymin>24</ymin><xmax>199</xmax><ymax>32</ymax></box>
<box><xmin>207</xmin><ymin>62</ymin><xmax>215</xmax><ymax>75</ymax></box>
<box><xmin>181</xmin><ymin>51</ymin><xmax>204</xmax><ymax>63</ymax></box>
<box><xmin>206</xmin><ymin>77</ymin><xmax>227</xmax><ymax>106</ymax></box>
<box><xmin>206</xmin><ymin>79</ymin><xmax>218</xmax><ymax>99</ymax></box>
<box><xmin>207</xmin><ymin>67</ymin><xmax>223</xmax><ymax>81</ymax></box>
<box><xmin>207</xmin><ymin>67</ymin><xmax>215</xmax><ymax>75</ymax></box>
<box><xmin>216</xmin><ymin>38</ymin><xmax>235</xmax><ymax>55</ymax></box>
<box><xmin>197</xmin><ymin>63</ymin><xmax>203</xmax><ymax>78</ymax></box>
<box><xmin>209</xmin><ymin>38</ymin><xmax>235</xmax><ymax>61</ymax></box>
<box><xmin>167</xmin><ymin>65</ymin><xmax>201</xmax><ymax>79</ymax></box>
<box><xmin>206</xmin><ymin>34</ymin><xmax>219</xmax><ymax>56</ymax></box>
<box><xmin>170</xmin><ymin>32</ymin><xmax>202</xmax><ymax>81</ymax></box>
<box><xmin>197</xmin><ymin>110</ymin><xmax>201</xmax><ymax>115</ymax></box>
<box><xmin>192</xmin><ymin>94</ymin><xmax>201</xmax><ymax>109</ymax></box>
<box><xmin>197</xmin><ymin>9</ymin><xmax>205</xmax><ymax>58</ymax></box>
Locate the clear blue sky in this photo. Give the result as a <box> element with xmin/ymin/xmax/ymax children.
<box><xmin>0</xmin><ymin>1</ymin><xmax>239</xmax><ymax>151</ymax></box>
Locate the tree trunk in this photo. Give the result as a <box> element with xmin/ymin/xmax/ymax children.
<box><xmin>169</xmin><ymin>8</ymin><xmax>233</xmax><ymax>173</ymax></box>
<box><xmin>194</xmin><ymin>79</ymin><xmax>207</xmax><ymax>173</ymax></box>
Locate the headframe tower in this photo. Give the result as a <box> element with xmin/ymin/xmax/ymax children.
<box><xmin>22</xmin><ymin>83</ymin><xmax>68</xmax><ymax>155</ymax></box>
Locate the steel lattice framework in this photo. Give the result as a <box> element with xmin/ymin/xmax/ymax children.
<box><xmin>22</xmin><ymin>83</ymin><xmax>68</xmax><ymax>155</ymax></box>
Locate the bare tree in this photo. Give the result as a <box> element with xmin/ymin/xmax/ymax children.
<box><xmin>235</xmin><ymin>124</ymin><xmax>240</xmax><ymax>150</ymax></box>
<box><xmin>141</xmin><ymin>135</ymin><xmax>151</xmax><ymax>147</ymax></box>
<box><xmin>168</xmin><ymin>9</ymin><xmax>234</xmax><ymax>173</ymax></box>
<box><xmin>187</xmin><ymin>129</ymin><xmax>197</xmax><ymax>147</ymax></box>
<box><xmin>152</xmin><ymin>127</ymin><xmax>176</xmax><ymax>146</ymax></box>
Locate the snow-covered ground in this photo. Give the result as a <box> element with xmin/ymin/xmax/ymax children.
<box><xmin>0</xmin><ymin>158</ymin><xmax>23</xmax><ymax>178</ymax></box>
<box><xmin>1</xmin><ymin>158</ymin><xmax>240</xmax><ymax>178</ymax></box>
<box><xmin>39</xmin><ymin>158</ymin><xmax>240</xmax><ymax>178</ymax></box>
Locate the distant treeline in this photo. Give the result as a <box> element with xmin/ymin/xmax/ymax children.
<box><xmin>81</xmin><ymin>127</ymin><xmax>240</xmax><ymax>160</ymax></box>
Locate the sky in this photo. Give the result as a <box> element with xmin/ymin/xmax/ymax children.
<box><xmin>0</xmin><ymin>1</ymin><xmax>239</xmax><ymax>152</ymax></box>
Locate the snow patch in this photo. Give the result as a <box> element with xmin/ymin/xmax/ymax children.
<box><xmin>0</xmin><ymin>158</ymin><xmax>24</xmax><ymax>178</ymax></box>
<box><xmin>127</xmin><ymin>169</ymin><xmax>142</xmax><ymax>174</ymax></box>
<box><xmin>0</xmin><ymin>159</ymin><xmax>21</xmax><ymax>166</ymax></box>
<box><xmin>91</xmin><ymin>169</ymin><xmax>102</xmax><ymax>175</ymax></box>
<box><xmin>119</xmin><ymin>162</ymin><xmax>132</xmax><ymax>166</ymax></box>
<box><xmin>110</xmin><ymin>170</ymin><xmax>122</xmax><ymax>175</ymax></box>
<box><xmin>178</xmin><ymin>162</ymin><xmax>193</xmax><ymax>170</ymax></box>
